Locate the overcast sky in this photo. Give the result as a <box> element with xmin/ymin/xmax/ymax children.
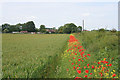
<box><xmin>0</xmin><ymin>0</ymin><xmax>118</xmax><ymax>30</ymax></box>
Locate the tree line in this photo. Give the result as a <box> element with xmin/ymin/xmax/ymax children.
<box><xmin>1</xmin><ymin>21</ymin><xmax>82</xmax><ymax>34</ymax></box>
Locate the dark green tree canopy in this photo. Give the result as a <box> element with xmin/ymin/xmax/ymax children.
<box><xmin>39</xmin><ymin>25</ymin><xmax>46</xmax><ymax>33</ymax></box>
<box><xmin>58</xmin><ymin>23</ymin><xmax>78</xmax><ymax>34</ymax></box>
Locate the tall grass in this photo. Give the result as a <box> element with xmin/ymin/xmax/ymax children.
<box><xmin>2</xmin><ymin>34</ymin><xmax>69</xmax><ymax>78</ymax></box>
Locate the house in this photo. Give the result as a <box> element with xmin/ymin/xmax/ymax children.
<box><xmin>12</xmin><ymin>32</ymin><xmax>20</xmax><ymax>34</ymax></box>
<box><xmin>45</xmin><ymin>28</ymin><xmax>56</xmax><ymax>33</ymax></box>
<box><xmin>20</xmin><ymin>31</ymin><xmax>28</xmax><ymax>33</ymax></box>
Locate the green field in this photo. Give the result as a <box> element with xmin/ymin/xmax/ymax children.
<box><xmin>2</xmin><ymin>32</ymin><xmax>119</xmax><ymax>78</ymax></box>
<box><xmin>2</xmin><ymin>34</ymin><xmax>69</xmax><ymax>78</ymax></box>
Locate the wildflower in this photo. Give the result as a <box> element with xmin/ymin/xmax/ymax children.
<box><xmin>94</xmin><ymin>69</ymin><xmax>96</xmax><ymax>72</ymax></box>
<box><xmin>87</xmin><ymin>64</ymin><xmax>89</xmax><ymax>66</ymax></box>
<box><xmin>109</xmin><ymin>64</ymin><xmax>112</xmax><ymax>66</ymax></box>
<box><xmin>87</xmin><ymin>54</ymin><xmax>91</xmax><ymax>56</ymax></box>
<box><xmin>92</xmin><ymin>65</ymin><xmax>94</xmax><ymax>69</ymax></box>
<box><xmin>73</xmin><ymin>67</ymin><xmax>75</xmax><ymax>69</ymax></box>
<box><xmin>77</xmin><ymin>70</ymin><xmax>81</xmax><ymax>74</ymax></box>
<box><xmin>85</xmin><ymin>70</ymin><xmax>89</xmax><ymax>73</ymax></box>
<box><xmin>104</xmin><ymin>58</ymin><xmax>106</xmax><ymax>61</ymax></box>
<box><xmin>98</xmin><ymin>62</ymin><xmax>100</xmax><ymax>64</ymax></box>
<box><xmin>84</xmin><ymin>75</ymin><xmax>88</xmax><ymax>78</ymax></box>
<box><xmin>79</xmin><ymin>64</ymin><xmax>81</xmax><ymax>66</ymax></box>
<box><xmin>84</xmin><ymin>66</ymin><xmax>86</xmax><ymax>69</ymax></box>
<box><xmin>90</xmin><ymin>73</ymin><xmax>92</xmax><ymax>75</ymax></box>
<box><xmin>113</xmin><ymin>70</ymin><xmax>115</xmax><ymax>72</ymax></box>
<box><xmin>73</xmin><ymin>57</ymin><xmax>75</xmax><ymax>59</ymax></box>
<box><xmin>72</xmin><ymin>63</ymin><xmax>74</xmax><ymax>65</ymax></box>
<box><xmin>67</xmin><ymin>69</ymin><xmax>69</xmax><ymax>71</ymax></box>
<box><xmin>78</xmin><ymin>59</ymin><xmax>81</xmax><ymax>61</ymax></box>
<box><xmin>84</xmin><ymin>55</ymin><xmax>87</xmax><ymax>57</ymax></box>
<box><xmin>112</xmin><ymin>74</ymin><xmax>116</xmax><ymax>77</ymax></box>
<box><xmin>111</xmin><ymin>72</ymin><xmax>113</xmax><ymax>74</ymax></box>
<box><xmin>77</xmin><ymin>67</ymin><xmax>79</xmax><ymax>69</ymax></box>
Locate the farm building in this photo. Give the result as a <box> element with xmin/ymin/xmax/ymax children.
<box><xmin>45</xmin><ymin>28</ymin><xmax>56</xmax><ymax>33</ymax></box>
<box><xmin>20</xmin><ymin>31</ymin><xmax>28</xmax><ymax>33</ymax></box>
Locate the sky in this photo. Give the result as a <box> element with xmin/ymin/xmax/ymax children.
<box><xmin>0</xmin><ymin>0</ymin><xmax>118</xmax><ymax>30</ymax></box>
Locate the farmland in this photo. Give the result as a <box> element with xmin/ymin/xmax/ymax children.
<box><xmin>2</xmin><ymin>31</ymin><xmax>119</xmax><ymax>79</ymax></box>
<box><xmin>2</xmin><ymin>34</ymin><xmax>69</xmax><ymax>78</ymax></box>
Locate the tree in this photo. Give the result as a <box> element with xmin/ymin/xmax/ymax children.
<box><xmin>111</xmin><ymin>28</ymin><xmax>117</xmax><ymax>33</ymax></box>
<box><xmin>99</xmin><ymin>28</ymin><xmax>105</xmax><ymax>32</ymax></box>
<box><xmin>58</xmin><ymin>26</ymin><xmax>64</xmax><ymax>33</ymax></box>
<box><xmin>39</xmin><ymin>25</ymin><xmax>46</xmax><ymax>33</ymax></box>
<box><xmin>3</xmin><ymin>29</ymin><xmax>9</xmax><ymax>33</ymax></box>
<box><xmin>26</xmin><ymin>21</ymin><xmax>35</xmax><ymax>32</ymax></box>
<box><xmin>63</xmin><ymin>23</ymin><xmax>77</xmax><ymax>34</ymax></box>
<box><xmin>9</xmin><ymin>25</ymin><xmax>20</xmax><ymax>32</ymax></box>
<box><xmin>2</xmin><ymin>23</ymin><xmax>10</xmax><ymax>32</ymax></box>
<box><xmin>77</xmin><ymin>26</ymin><xmax>82</xmax><ymax>32</ymax></box>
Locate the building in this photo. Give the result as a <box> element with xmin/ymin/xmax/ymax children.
<box><xmin>20</xmin><ymin>31</ymin><xmax>28</xmax><ymax>33</ymax></box>
<box><xmin>45</xmin><ymin>28</ymin><xmax>56</xmax><ymax>33</ymax></box>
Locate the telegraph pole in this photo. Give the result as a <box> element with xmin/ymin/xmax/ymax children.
<box><xmin>83</xmin><ymin>20</ymin><xmax>85</xmax><ymax>31</ymax></box>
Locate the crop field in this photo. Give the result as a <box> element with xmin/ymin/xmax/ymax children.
<box><xmin>2</xmin><ymin>34</ymin><xmax>69</xmax><ymax>78</ymax></box>
<box><xmin>2</xmin><ymin>32</ymin><xmax>119</xmax><ymax>79</ymax></box>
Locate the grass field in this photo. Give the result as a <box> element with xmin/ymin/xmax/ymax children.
<box><xmin>2</xmin><ymin>34</ymin><xmax>69</xmax><ymax>78</ymax></box>
<box><xmin>2</xmin><ymin>32</ymin><xmax>119</xmax><ymax>78</ymax></box>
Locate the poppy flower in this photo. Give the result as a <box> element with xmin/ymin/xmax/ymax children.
<box><xmin>78</xmin><ymin>59</ymin><xmax>81</xmax><ymax>61</ymax></box>
<box><xmin>87</xmin><ymin>54</ymin><xmax>91</xmax><ymax>56</ymax></box>
<box><xmin>98</xmin><ymin>62</ymin><xmax>100</xmax><ymax>64</ymax></box>
<box><xmin>73</xmin><ymin>57</ymin><xmax>75</xmax><ymax>59</ymax></box>
<box><xmin>109</xmin><ymin>64</ymin><xmax>112</xmax><ymax>66</ymax></box>
<box><xmin>84</xmin><ymin>66</ymin><xmax>86</xmax><ymax>69</ymax></box>
<box><xmin>87</xmin><ymin>64</ymin><xmax>89</xmax><ymax>66</ymax></box>
<box><xmin>90</xmin><ymin>73</ymin><xmax>92</xmax><ymax>75</ymax></box>
<box><xmin>77</xmin><ymin>70</ymin><xmax>81</xmax><ymax>74</ymax></box>
<box><xmin>85</xmin><ymin>70</ymin><xmax>89</xmax><ymax>73</ymax></box>
<box><xmin>84</xmin><ymin>75</ymin><xmax>88</xmax><ymax>78</ymax></box>
<box><xmin>79</xmin><ymin>64</ymin><xmax>81</xmax><ymax>66</ymax></box>
<box><xmin>72</xmin><ymin>63</ymin><xmax>74</xmax><ymax>65</ymax></box>
<box><xmin>92</xmin><ymin>65</ymin><xmax>94</xmax><ymax>69</ymax></box>
<box><xmin>73</xmin><ymin>67</ymin><xmax>75</xmax><ymax>69</ymax></box>
<box><xmin>112</xmin><ymin>74</ymin><xmax>116</xmax><ymax>77</ymax></box>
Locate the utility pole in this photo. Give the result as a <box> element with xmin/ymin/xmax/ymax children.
<box><xmin>83</xmin><ymin>20</ymin><xmax>85</xmax><ymax>31</ymax></box>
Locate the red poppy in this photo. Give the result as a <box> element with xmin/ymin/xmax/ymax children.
<box><xmin>87</xmin><ymin>54</ymin><xmax>91</xmax><ymax>56</ymax></box>
<box><xmin>85</xmin><ymin>70</ymin><xmax>89</xmax><ymax>73</ymax></box>
<box><xmin>109</xmin><ymin>64</ymin><xmax>112</xmax><ymax>66</ymax></box>
<box><xmin>78</xmin><ymin>59</ymin><xmax>81</xmax><ymax>61</ymax></box>
<box><xmin>84</xmin><ymin>66</ymin><xmax>86</xmax><ymax>69</ymax></box>
<box><xmin>73</xmin><ymin>67</ymin><xmax>75</xmax><ymax>69</ymax></box>
<box><xmin>112</xmin><ymin>74</ymin><xmax>116</xmax><ymax>77</ymax></box>
<box><xmin>98</xmin><ymin>62</ymin><xmax>100</xmax><ymax>64</ymax></box>
<box><xmin>90</xmin><ymin>73</ymin><xmax>92</xmax><ymax>75</ymax></box>
<box><xmin>87</xmin><ymin>64</ymin><xmax>89</xmax><ymax>66</ymax></box>
<box><xmin>77</xmin><ymin>70</ymin><xmax>81</xmax><ymax>74</ymax></box>
<box><xmin>73</xmin><ymin>57</ymin><xmax>75</xmax><ymax>59</ymax></box>
<box><xmin>77</xmin><ymin>67</ymin><xmax>79</xmax><ymax>69</ymax></box>
<box><xmin>79</xmin><ymin>64</ymin><xmax>81</xmax><ymax>66</ymax></box>
<box><xmin>72</xmin><ymin>63</ymin><xmax>74</xmax><ymax>65</ymax></box>
<box><xmin>84</xmin><ymin>75</ymin><xmax>88</xmax><ymax>78</ymax></box>
<box><xmin>92</xmin><ymin>65</ymin><xmax>94</xmax><ymax>69</ymax></box>
<box><xmin>84</xmin><ymin>55</ymin><xmax>87</xmax><ymax>57</ymax></box>
<box><xmin>75</xmin><ymin>53</ymin><xmax>77</xmax><ymax>55</ymax></box>
<box><xmin>67</xmin><ymin>69</ymin><xmax>69</xmax><ymax>71</ymax></box>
